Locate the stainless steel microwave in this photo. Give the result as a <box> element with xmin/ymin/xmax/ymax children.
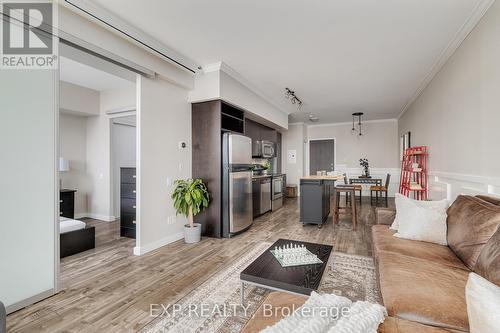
<box><xmin>252</xmin><ymin>140</ymin><xmax>275</xmax><ymax>158</ymax></box>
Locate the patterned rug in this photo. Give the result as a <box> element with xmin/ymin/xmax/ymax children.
<box><xmin>141</xmin><ymin>243</ymin><xmax>380</xmax><ymax>333</ymax></box>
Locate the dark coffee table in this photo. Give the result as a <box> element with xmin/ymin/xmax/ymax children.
<box><xmin>240</xmin><ymin>239</ymin><xmax>333</xmax><ymax>305</ymax></box>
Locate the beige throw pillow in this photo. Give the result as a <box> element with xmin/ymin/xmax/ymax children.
<box><xmin>393</xmin><ymin>194</ymin><xmax>448</xmax><ymax>245</ymax></box>
<box><xmin>466</xmin><ymin>272</ymin><xmax>500</xmax><ymax>333</ymax></box>
<box><xmin>391</xmin><ymin>193</ymin><xmax>449</xmax><ymax>231</ymax></box>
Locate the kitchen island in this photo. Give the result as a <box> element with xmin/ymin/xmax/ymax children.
<box><xmin>299</xmin><ymin>175</ymin><xmax>343</xmax><ymax>226</ymax></box>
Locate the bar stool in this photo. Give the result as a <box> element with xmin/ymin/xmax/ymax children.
<box><xmin>332</xmin><ymin>185</ymin><xmax>357</xmax><ymax>230</ymax></box>
<box><xmin>343</xmin><ymin>174</ymin><xmax>362</xmax><ymax>206</ymax></box>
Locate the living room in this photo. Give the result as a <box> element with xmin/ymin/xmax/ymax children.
<box><xmin>1</xmin><ymin>1</ymin><xmax>500</xmax><ymax>333</ymax></box>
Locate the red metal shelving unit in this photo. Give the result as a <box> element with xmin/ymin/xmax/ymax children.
<box><xmin>399</xmin><ymin>146</ymin><xmax>428</xmax><ymax>200</ymax></box>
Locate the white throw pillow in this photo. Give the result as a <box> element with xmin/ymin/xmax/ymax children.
<box><xmin>328</xmin><ymin>301</ymin><xmax>387</xmax><ymax>333</ymax></box>
<box><xmin>393</xmin><ymin>194</ymin><xmax>449</xmax><ymax>245</ymax></box>
<box><xmin>391</xmin><ymin>193</ymin><xmax>449</xmax><ymax>231</ymax></box>
<box><xmin>466</xmin><ymin>273</ymin><xmax>500</xmax><ymax>333</ymax></box>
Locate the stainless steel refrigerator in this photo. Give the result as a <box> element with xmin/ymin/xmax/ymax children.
<box><xmin>222</xmin><ymin>133</ymin><xmax>253</xmax><ymax>237</ymax></box>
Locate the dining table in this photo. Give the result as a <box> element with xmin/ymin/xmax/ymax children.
<box><xmin>349</xmin><ymin>177</ymin><xmax>383</xmax><ymax>186</ymax></box>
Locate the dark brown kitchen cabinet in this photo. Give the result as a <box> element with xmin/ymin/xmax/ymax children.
<box><xmin>244</xmin><ymin>118</ymin><xmax>277</xmax><ymax>143</ymax></box>
<box><xmin>192</xmin><ymin>100</ymin><xmax>245</xmax><ymax>238</ymax></box>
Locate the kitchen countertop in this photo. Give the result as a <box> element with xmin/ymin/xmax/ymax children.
<box><xmin>252</xmin><ymin>174</ymin><xmax>272</xmax><ymax>179</ymax></box>
<box><xmin>252</xmin><ymin>173</ymin><xmax>284</xmax><ymax>179</ymax></box>
<box><xmin>300</xmin><ymin>175</ymin><xmax>343</xmax><ymax>181</ymax></box>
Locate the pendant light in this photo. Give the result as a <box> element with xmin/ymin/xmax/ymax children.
<box><xmin>351</xmin><ymin>112</ymin><xmax>364</xmax><ymax>137</ymax></box>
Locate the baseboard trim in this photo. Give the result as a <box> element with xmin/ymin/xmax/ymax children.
<box><xmin>133</xmin><ymin>232</ymin><xmax>184</xmax><ymax>256</ymax></box>
<box><xmin>74</xmin><ymin>213</ymin><xmax>116</xmax><ymax>222</ymax></box>
<box><xmin>6</xmin><ymin>288</ymin><xmax>55</xmax><ymax>314</ymax></box>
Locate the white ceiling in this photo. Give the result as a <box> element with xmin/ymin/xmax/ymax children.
<box><xmin>60</xmin><ymin>56</ymin><xmax>134</xmax><ymax>92</ymax></box>
<box><xmin>92</xmin><ymin>0</ymin><xmax>484</xmax><ymax>123</ymax></box>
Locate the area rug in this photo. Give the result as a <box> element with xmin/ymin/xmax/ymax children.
<box><xmin>141</xmin><ymin>243</ymin><xmax>380</xmax><ymax>333</ymax></box>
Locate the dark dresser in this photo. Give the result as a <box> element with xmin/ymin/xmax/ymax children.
<box><xmin>60</xmin><ymin>189</ymin><xmax>76</xmax><ymax>219</ymax></box>
<box><xmin>120</xmin><ymin>167</ymin><xmax>136</xmax><ymax>238</ymax></box>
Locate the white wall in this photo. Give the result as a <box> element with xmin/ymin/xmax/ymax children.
<box><xmin>282</xmin><ymin>120</ymin><xmax>400</xmax><ymax>196</ymax></box>
<box><xmin>219</xmin><ymin>71</ymin><xmax>288</xmax><ymax>129</ymax></box>
<box><xmin>100</xmin><ymin>86</ymin><xmax>136</xmax><ymax>112</ymax></box>
<box><xmin>59</xmin><ymin>113</ymin><xmax>89</xmax><ymax>217</ymax></box>
<box><xmin>85</xmin><ymin>114</ymin><xmax>113</xmax><ymax>221</ymax></box>
<box><xmin>135</xmin><ymin>75</ymin><xmax>191</xmax><ymax>255</ymax></box>
<box><xmin>112</xmin><ymin>119</ymin><xmax>136</xmax><ymax>217</ymax></box>
<box><xmin>399</xmin><ymin>0</ymin><xmax>500</xmax><ymax>200</ymax></box>
<box><xmin>282</xmin><ymin>124</ymin><xmax>307</xmax><ymax>187</ymax></box>
<box><xmin>188</xmin><ymin>64</ymin><xmax>289</xmax><ymax>129</ymax></box>
<box><xmin>60</xmin><ymin>81</ymin><xmax>99</xmax><ymax>116</ymax></box>
<box><xmin>0</xmin><ymin>70</ymin><xmax>56</xmax><ymax>313</ymax></box>
<box><xmin>307</xmin><ymin>120</ymin><xmax>399</xmax><ymax>169</ymax></box>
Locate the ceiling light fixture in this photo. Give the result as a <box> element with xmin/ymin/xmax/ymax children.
<box><xmin>285</xmin><ymin>88</ymin><xmax>303</xmax><ymax>109</ymax></box>
<box><xmin>351</xmin><ymin>112</ymin><xmax>364</xmax><ymax>137</ymax></box>
<box><xmin>308</xmin><ymin>115</ymin><xmax>319</xmax><ymax>122</ymax></box>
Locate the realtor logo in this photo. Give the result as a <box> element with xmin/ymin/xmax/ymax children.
<box><xmin>1</xmin><ymin>0</ymin><xmax>57</xmax><ymax>69</ymax></box>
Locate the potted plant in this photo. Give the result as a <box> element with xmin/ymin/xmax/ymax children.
<box><xmin>171</xmin><ymin>179</ymin><xmax>210</xmax><ymax>243</ymax></box>
<box><xmin>262</xmin><ymin>161</ymin><xmax>271</xmax><ymax>175</ymax></box>
<box><xmin>359</xmin><ymin>158</ymin><xmax>371</xmax><ymax>178</ymax></box>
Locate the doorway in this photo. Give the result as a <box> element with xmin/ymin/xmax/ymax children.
<box><xmin>309</xmin><ymin>139</ymin><xmax>335</xmax><ymax>175</ymax></box>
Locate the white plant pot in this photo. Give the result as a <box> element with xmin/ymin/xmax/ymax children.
<box><xmin>184</xmin><ymin>223</ymin><xmax>201</xmax><ymax>243</ymax></box>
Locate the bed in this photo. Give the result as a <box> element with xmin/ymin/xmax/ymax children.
<box><xmin>60</xmin><ymin>217</ymin><xmax>95</xmax><ymax>258</ymax></box>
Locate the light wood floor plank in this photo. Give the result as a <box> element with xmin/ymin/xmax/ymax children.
<box><xmin>6</xmin><ymin>197</ymin><xmax>393</xmax><ymax>332</ymax></box>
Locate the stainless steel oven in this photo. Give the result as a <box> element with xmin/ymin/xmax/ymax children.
<box><xmin>271</xmin><ymin>175</ymin><xmax>283</xmax><ymax>211</ymax></box>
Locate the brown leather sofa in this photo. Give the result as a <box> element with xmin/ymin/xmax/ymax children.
<box><xmin>373</xmin><ymin>195</ymin><xmax>500</xmax><ymax>332</ymax></box>
<box><xmin>242</xmin><ymin>195</ymin><xmax>500</xmax><ymax>332</ymax></box>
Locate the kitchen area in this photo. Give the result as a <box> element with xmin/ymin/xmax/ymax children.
<box><xmin>246</xmin><ymin>118</ymin><xmax>286</xmax><ymax>218</ymax></box>
<box><xmin>192</xmin><ymin>100</ymin><xmax>285</xmax><ymax>239</ymax></box>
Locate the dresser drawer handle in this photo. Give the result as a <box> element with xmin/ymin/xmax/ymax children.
<box><xmin>132</xmin><ymin>175</ymin><xmax>136</xmax><ymax>179</ymax></box>
<box><xmin>132</xmin><ymin>190</ymin><xmax>136</xmax><ymax>194</ymax></box>
<box><xmin>60</xmin><ymin>200</ymin><xmax>63</xmax><ymax>203</ymax></box>
<box><xmin>132</xmin><ymin>220</ymin><xmax>136</xmax><ymax>224</ymax></box>
<box><xmin>133</xmin><ymin>205</ymin><xmax>136</xmax><ymax>209</ymax></box>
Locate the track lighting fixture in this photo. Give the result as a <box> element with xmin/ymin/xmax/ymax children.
<box><xmin>285</xmin><ymin>88</ymin><xmax>303</xmax><ymax>109</ymax></box>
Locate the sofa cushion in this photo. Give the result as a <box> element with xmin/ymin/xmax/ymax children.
<box><xmin>379</xmin><ymin>317</ymin><xmax>456</xmax><ymax>333</ymax></box>
<box><xmin>473</xmin><ymin>226</ymin><xmax>500</xmax><ymax>287</ymax></box>
<box><xmin>476</xmin><ymin>195</ymin><xmax>500</xmax><ymax>206</ymax></box>
<box><xmin>447</xmin><ymin>195</ymin><xmax>500</xmax><ymax>270</ymax></box>
<box><xmin>377</xmin><ymin>251</ymin><xmax>469</xmax><ymax>332</ymax></box>
<box><xmin>372</xmin><ymin>225</ymin><xmax>468</xmax><ymax>271</ymax></box>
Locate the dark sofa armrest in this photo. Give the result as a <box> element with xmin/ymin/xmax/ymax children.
<box><xmin>376</xmin><ymin>207</ymin><xmax>396</xmax><ymax>225</ymax></box>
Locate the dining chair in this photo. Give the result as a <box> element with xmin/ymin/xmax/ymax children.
<box><xmin>342</xmin><ymin>174</ymin><xmax>362</xmax><ymax>206</ymax></box>
<box><xmin>370</xmin><ymin>173</ymin><xmax>391</xmax><ymax>207</ymax></box>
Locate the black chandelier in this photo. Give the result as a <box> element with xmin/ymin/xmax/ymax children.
<box><xmin>285</xmin><ymin>88</ymin><xmax>303</xmax><ymax>109</ymax></box>
<box><xmin>351</xmin><ymin>112</ymin><xmax>364</xmax><ymax>137</ymax></box>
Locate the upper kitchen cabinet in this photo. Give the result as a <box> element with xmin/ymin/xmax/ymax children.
<box><xmin>245</xmin><ymin>118</ymin><xmax>277</xmax><ymax>143</ymax></box>
<box><xmin>221</xmin><ymin>102</ymin><xmax>244</xmax><ymax>133</ymax></box>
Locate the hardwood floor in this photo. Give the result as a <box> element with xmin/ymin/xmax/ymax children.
<box><xmin>7</xmin><ymin>197</ymin><xmax>394</xmax><ymax>333</ymax></box>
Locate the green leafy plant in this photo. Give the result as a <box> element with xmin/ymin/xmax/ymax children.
<box><xmin>262</xmin><ymin>161</ymin><xmax>271</xmax><ymax>170</ymax></box>
<box><xmin>171</xmin><ymin>179</ymin><xmax>210</xmax><ymax>228</ymax></box>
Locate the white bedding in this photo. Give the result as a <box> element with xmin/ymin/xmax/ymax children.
<box><xmin>60</xmin><ymin>217</ymin><xmax>86</xmax><ymax>234</ymax></box>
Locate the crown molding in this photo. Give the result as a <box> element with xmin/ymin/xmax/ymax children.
<box><xmin>397</xmin><ymin>0</ymin><xmax>495</xmax><ymax>119</ymax></box>
<box><xmin>306</xmin><ymin>118</ymin><xmax>397</xmax><ymax>128</ymax></box>
<box><xmin>203</xmin><ymin>61</ymin><xmax>290</xmax><ymax>116</ymax></box>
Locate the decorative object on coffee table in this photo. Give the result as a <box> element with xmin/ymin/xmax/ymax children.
<box><xmin>171</xmin><ymin>178</ymin><xmax>210</xmax><ymax>243</ymax></box>
<box><xmin>359</xmin><ymin>158</ymin><xmax>371</xmax><ymax>178</ymax></box>
<box><xmin>271</xmin><ymin>242</ymin><xmax>323</xmax><ymax>267</ymax></box>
